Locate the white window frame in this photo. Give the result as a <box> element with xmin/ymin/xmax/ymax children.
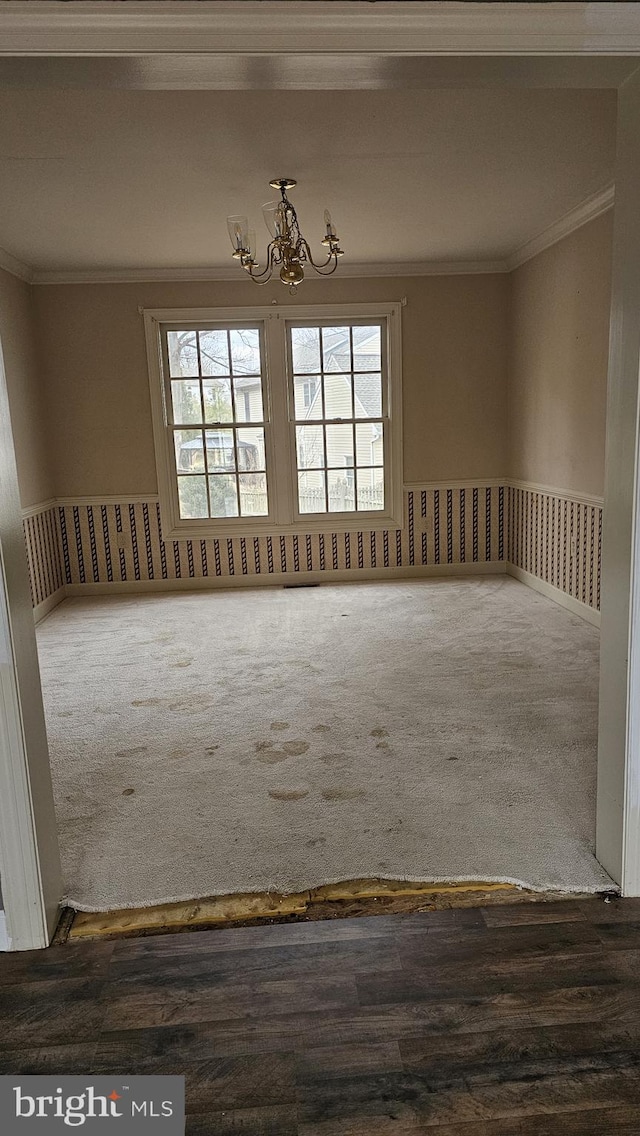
<box><xmin>144</xmin><ymin>303</ymin><xmax>403</xmax><ymax>539</ymax></box>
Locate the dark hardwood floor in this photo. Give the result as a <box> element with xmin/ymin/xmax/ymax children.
<box><xmin>2</xmin><ymin>897</ymin><xmax>640</xmax><ymax>1133</ymax></box>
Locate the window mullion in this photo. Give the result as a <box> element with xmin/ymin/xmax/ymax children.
<box><xmin>265</xmin><ymin>315</ymin><xmax>296</xmax><ymax>526</ymax></box>
<box><xmin>352</xmin><ymin>420</ymin><xmax>358</xmax><ymax>512</ymax></box>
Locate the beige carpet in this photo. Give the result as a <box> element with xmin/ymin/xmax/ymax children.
<box><xmin>36</xmin><ymin>577</ymin><xmax>613</xmax><ymax>911</ymax></box>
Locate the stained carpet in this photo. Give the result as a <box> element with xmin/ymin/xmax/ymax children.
<box><xmin>36</xmin><ymin>577</ymin><xmax>612</xmax><ymax>910</ymax></box>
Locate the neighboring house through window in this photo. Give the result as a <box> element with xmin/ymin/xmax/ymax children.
<box><xmin>302</xmin><ymin>378</ymin><xmax>317</xmax><ymax>409</ymax></box>
<box><xmin>144</xmin><ymin>303</ymin><xmax>402</xmax><ymax>538</ymax></box>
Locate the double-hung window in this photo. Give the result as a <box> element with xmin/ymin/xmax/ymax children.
<box><xmin>145</xmin><ymin>303</ymin><xmax>402</xmax><ymax>539</ymax></box>
<box><xmin>163</xmin><ymin>324</ymin><xmax>269</xmax><ymax>522</ymax></box>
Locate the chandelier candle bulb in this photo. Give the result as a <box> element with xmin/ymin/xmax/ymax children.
<box><xmin>323</xmin><ymin>209</ymin><xmax>337</xmax><ymax>240</ymax></box>
<box><xmin>226</xmin><ymin>215</ymin><xmax>249</xmax><ymax>258</ymax></box>
<box><xmin>246</xmin><ymin>229</ymin><xmax>258</xmax><ymax>267</ymax></box>
<box><xmin>228</xmin><ymin>178</ymin><xmax>345</xmax><ymax>292</ymax></box>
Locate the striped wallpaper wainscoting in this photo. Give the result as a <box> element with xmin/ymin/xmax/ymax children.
<box><xmin>22</xmin><ymin>502</ymin><xmax>65</xmax><ymax>612</ymax></box>
<box><xmin>507</xmin><ymin>484</ymin><xmax>602</xmax><ymax>615</ymax></box>
<box><xmin>21</xmin><ymin>482</ymin><xmax>602</xmax><ymax>622</ymax></box>
<box><xmin>55</xmin><ymin>485</ymin><xmax>503</xmax><ymax>586</ymax></box>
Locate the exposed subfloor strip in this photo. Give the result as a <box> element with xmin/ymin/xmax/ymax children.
<box><xmin>60</xmin><ymin>877</ymin><xmax>617</xmax><ymax>943</ymax></box>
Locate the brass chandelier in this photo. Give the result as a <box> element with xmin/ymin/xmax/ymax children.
<box><xmin>227</xmin><ymin>178</ymin><xmax>344</xmax><ymax>294</ymax></box>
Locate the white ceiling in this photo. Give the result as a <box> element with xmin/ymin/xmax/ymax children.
<box><xmin>0</xmin><ymin>87</ymin><xmax>617</xmax><ymax>276</ymax></box>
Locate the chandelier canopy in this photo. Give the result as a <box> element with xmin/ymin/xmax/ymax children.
<box><xmin>227</xmin><ymin>178</ymin><xmax>344</xmax><ymax>294</ymax></box>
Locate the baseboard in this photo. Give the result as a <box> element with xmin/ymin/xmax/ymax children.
<box><xmin>28</xmin><ymin>567</ymin><xmax>600</xmax><ymax>626</ymax></box>
<box><xmin>506</xmin><ymin>563</ymin><xmax>600</xmax><ymax>627</ymax></box>
<box><xmin>32</xmin><ymin>588</ymin><xmax>66</xmax><ymax>626</ymax></box>
<box><xmin>63</xmin><ymin>560</ymin><xmax>507</xmax><ymax>599</ymax></box>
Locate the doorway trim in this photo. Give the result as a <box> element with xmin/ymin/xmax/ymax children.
<box><xmin>0</xmin><ymin>328</ymin><xmax>62</xmax><ymax>951</ymax></box>
<box><xmin>1</xmin><ymin>4</ymin><xmax>640</xmax><ymax>949</ymax></box>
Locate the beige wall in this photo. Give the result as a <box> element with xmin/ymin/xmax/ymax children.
<box><xmin>508</xmin><ymin>211</ymin><xmax>613</xmax><ymax>499</ymax></box>
<box><xmin>32</xmin><ymin>274</ymin><xmax>510</xmax><ymax>499</ymax></box>
<box><xmin>0</xmin><ymin>267</ymin><xmax>53</xmax><ymax>508</ymax></box>
<box><xmin>6</xmin><ymin>225</ymin><xmax>613</xmax><ymax>506</ymax></box>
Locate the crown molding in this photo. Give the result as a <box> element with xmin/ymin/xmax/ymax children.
<box><xmin>0</xmin><ymin>3</ymin><xmax>640</xmax><ymax>58</ymax></box>
<box><xmin>507</xmin><ymin>184</ymin><xmax>614</xmax><ymax>271</ymax></box>
<box><xmin>32</xmin><ymin>259</ymin><xmax>509</xmax><ymax>286</ymax></box>
<box><xmin>0</xmin><ymin>245</ymin><xmax>33</xmax><ymax>284</ymax></box>
<box><xmin>293</xmin><ymin>259</ymin><xmax>510</xmax><ymax>280</ymax></box>
<box><xmin>0</xmin><ymin>186</ymin><xmax>615</xmax><ymax>288</ymax></box>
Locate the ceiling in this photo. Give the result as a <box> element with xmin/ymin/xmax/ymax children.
<box><xmin>0</xmin><ymin>86</ymin><xmax>617</xmax><ymax>277</ymax></box>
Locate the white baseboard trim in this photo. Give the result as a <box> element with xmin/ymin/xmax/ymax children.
<box><xmin>63</xmin><ymin>560</ymin><xmax>507</xmax><ymax>598</ymax></box>
<box><xmin>0</xmin><ymin>912</ymin><xmax>10</xmax><ymax>952</ymax></box>
<box><xmin>32</xmin><ymin>588</ymin><xmax>66</xmax><ymax>626</ymax></box>
<box><xmin>506</xmin><ymin>563</ymin><xmax>600</xmax><ymax>628</ymax></box>
<box><xmin>27</xmin><ymin>564</ymin><xmax>601</xmax><ymax>626</ymax></box>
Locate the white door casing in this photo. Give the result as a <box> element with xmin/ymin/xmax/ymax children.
<box><xmin>0</xmin><ymin>332</ymin><xmax>62</xmax><ymax>950</ymax></box>
<box><xmin>597</xmin><ymin>65</ymin><xmax>640</xmax><ymax>895</ymax></box>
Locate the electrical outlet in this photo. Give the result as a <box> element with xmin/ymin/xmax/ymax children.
<box><xmin>570</xmin><ymin>535</ymin><xmax>577</xmax><ymax>560</ymax></box>
<box><xmin>115</xmin><ymin>530</ymin><xmax>132</xmax><ymax>550</ymax></box>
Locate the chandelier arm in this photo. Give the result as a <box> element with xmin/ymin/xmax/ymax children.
<box><xmin>312</xmin><ymin>257</ymin><xmax>340</xmax><ymax>277</ymax></box>
<box><xmin>300</xmin><ymin>240</ymin><xmax>339</xmax><ymax>273</ymax></box>
<box><xmin>244</xmin><ymin>241</ymin><xmax>278</xmax><ymax>283</ymax></box>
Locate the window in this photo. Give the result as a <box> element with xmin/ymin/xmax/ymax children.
<box><xmin>290</xmin><ymin>323</ymin><xmax>385</xmax><ymax>516</ymax></box>
<box><xmin>145</xmin><ymin>303</ymin><xmax>402</xmax><ymax>538</ymax></box>
<box><xmin>164</xmin><ymin>326</ymin><xmax>268</xmax><ymax>520</ymax></box>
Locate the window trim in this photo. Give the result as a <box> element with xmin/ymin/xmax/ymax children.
<box><xmin>144</xmin><ymin>302</ymin><xmax>403</xmax><ymax>540</ymax></box>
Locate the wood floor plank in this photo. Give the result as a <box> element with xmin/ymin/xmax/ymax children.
<box><xmin>295</xmin><ymin>1064</ymin><xmax>640</xmax><ymax>1128</ymax></box>
<box><xmin>399</xmin><ymin>1019</ymin><xmax>640</xmax><ymax>1070</ymax></box>
<box><xmin>590</xmin><ymin>920</ymin><xmax>640</xmax><ymax>950</ymax></box>
<box><xmin>297</xmin><ymin>1116</ymin><xmax>431</xmax><ymax>1135</ymax></box>
<box><xmin>90</xmin><ymin>1018</ymin><xmax>305</xmax><ymax>1063</ymax></box>
<box><xmin>297</xmin><ymin>1107</ymin><xmax>640</xmax><ymax>1135</ymax></box>
<box><xmin>0</xmin><ymin>1042</ymin><xmax>100</xmax><ymax>1074</ymax></box>
<box><xmin>311</xmin><ymin>984</ymin><xmax>625</xmax><ymax>1042</ymax></box>
<box><xmin>102</xmin><ymin>973</ymin><xmax>359</xmax><ymax>1032</ymax></box>
<box><xmin>185</xmin><ymin>1104</ymin><xmax>299</xmax><ymax>1134</ymax></box>
<box><xmin>0</xmin><ymin>940</ymin><xmax>114</xmax><ymax>985</ymax></box>
<box><xmin>295</xmin><ymin>1041</ymin><xmax>403</xmax><ymax>1078</ymax></box>
<box><xmin>108</xmin><ymin>937</ymin><xmax>403</xmax><ymax>986</ymax></box>
<box><xmin>577</xmin><ymin>897</ymin><xmax>640</xmax><ymax>922</ymax></box>
<box><xmin>423</xmin><ymin>1112</ymin><xmax>640</xmax><ymax>1135</ymax></box>
<box><xmin>111</xmin><ymin>908</ymin><xmax>485</xmax><ymax>961</ymax></box>
<box><xmin>0</xmin><ymin>977</ymin><xmax>107</xmax><ymax>1049</ymax></box>
<box><xmin>93</xmin><ymin>1050</ymin><xmax>297</xmax><ymax>1114</ymax></box>
<box><xmin>480</xmin><ymin>900</ymin><xmax>587</xmax><ymax>928</ymax></box>
<box><xmin>397</xmin><ymin>920</ymin><xmax>604</xmax><ymax>968</ymax></box>
<box><xmin>356</xmin><ymin>948</ymin><xmax>625</xmax><ymax>1007</ymax></box>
